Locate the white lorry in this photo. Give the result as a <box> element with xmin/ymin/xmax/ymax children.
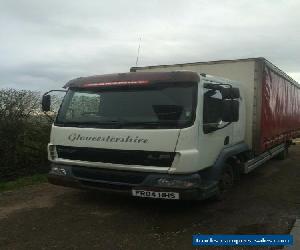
<box><xmin>42</xmin><ymin>57</ymin><xmax>300</xmax><ymax>200</ymax></box>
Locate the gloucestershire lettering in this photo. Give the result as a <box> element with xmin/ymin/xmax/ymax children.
<box><xmin>68</xmin><ymin>133</ymin><xmax>149</xmax><ymax>144</ymax></box>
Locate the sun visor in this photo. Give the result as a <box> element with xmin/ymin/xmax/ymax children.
<box><xmin>63</xmin><ymin>71</ymin><xmax>200</xmax><ymax>88</ymax></box>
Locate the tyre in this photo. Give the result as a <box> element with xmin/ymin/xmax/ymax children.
<box><xmin>211</xmin><ymin>164</ymin><xmax>235</xmax><ymax>201</ymax></box>
<box><xmin>276</xmin><ymin>147</ymin><xmax>288</xmax><ymax>160</ymax></box>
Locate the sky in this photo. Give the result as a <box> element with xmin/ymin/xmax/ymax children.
<box><xmin>0</xmin><ymin>0</ymin><xmax>300</xmax><ymax>91</ymax></box>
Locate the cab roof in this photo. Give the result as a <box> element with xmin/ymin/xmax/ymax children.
<box><xmin>64</xmin><ymin>71</ymin><xmax>200</xmax><ymax>88</ymax></box>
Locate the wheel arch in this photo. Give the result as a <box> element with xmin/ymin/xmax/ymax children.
<box><xmin>199</xmin><ymin>142</ymin><xmax>249</xmax><ymax>182</ymax></box>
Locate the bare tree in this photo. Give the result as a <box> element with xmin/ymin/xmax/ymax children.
<box><xmin>0</xmin><ymin>89</ymin><xmax>40</xmax><ymax>120</ymax></box>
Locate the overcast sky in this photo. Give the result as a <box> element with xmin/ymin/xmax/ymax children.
<box><xmin>1</xmin><ymin>0</ymin><xmax>300</xmax><ymax>91</ymax></box>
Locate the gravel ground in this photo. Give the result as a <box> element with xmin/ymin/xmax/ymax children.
<box><xmin>1</xmin><ymin>144</ymin><xmax>300</xmax><ymax>250</ymax></box>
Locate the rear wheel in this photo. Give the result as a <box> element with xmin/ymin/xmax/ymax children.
<box><xmin>276</xmin><ymin>146</ymin><xmax>288</xmax><ymax>160</ymax></box>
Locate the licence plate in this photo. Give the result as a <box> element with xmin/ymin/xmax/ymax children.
<box><xmin>132</xmin><ymin>189</ymin><xmax>179</xmax><ymax>200</ymax></box>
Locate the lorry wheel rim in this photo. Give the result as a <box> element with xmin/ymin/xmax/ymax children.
<box><xmin>220</xmin><ymin>168</ymin><xmax>234</xmax><ymax>192</ymax></box>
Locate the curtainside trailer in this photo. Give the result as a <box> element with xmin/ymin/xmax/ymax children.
<box><xmin>42</xmin><ymin>57</ymin><xmax>300</xmax><ymax>200</ymax></box>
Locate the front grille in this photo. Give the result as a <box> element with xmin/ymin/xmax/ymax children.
<box><xmin>72</xmin><ymin>166</ymin><xmax>147</xmax><ymax>184</ymax></box>
<box><xmin>56</xmin><ymin>146</ymin><xmax>175</xmax><ymax>167</ymax></box>
<box><xmin>80</xmin><ymin>180</ymin><xmax>132</xmax><ymax>191</ymax></box>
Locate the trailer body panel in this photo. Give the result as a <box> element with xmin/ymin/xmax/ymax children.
<box><xmin>260</xmin><ymin>64</ymin><xmax>300</xmax><ymax>152</ymax></box>
<box><xmin>131</xmin><ymin>58</ymin><xmax>300</xmax><ymax>154</ymax></box>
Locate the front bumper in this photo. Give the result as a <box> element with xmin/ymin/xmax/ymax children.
<box><xmin>48</xmin><ymin>163</ymin><xmax>218</xmax><ymax>200</ymax></box>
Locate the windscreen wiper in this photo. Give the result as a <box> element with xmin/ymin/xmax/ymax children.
<box><xmin>117</xmin><ymin>120</ymin><xmax>184</xmax><ymax>128</ymax></box>
<box><xmin>55</xmin><ymin>120</ymin><xmax>123</xmax><ymax>128</ymax></box>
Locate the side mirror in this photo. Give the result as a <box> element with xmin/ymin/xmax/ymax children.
<box><xmin>220</xmin><ymin>87</ymin><xmax>240</xmax><ymax>99</ymax></box>
<box><xmin>42</xmin><ymin>94</ymin><xmax>51</xmax><ymax>112</ymax></box>
<box><xmin>222</xmin><ymin>99</ymin><xmax>239</xmax><ymax>122</ymax></box>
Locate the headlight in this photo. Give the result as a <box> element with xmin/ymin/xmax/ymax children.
<box><xmin>50</xmin><ymin>165</ymin><xmax>68</xmax><ymax>176</ymax></box>
<box><xmin>148</xmin><ymin>174</ymin><xmax>201</xmax><ymax>189</ymax></box>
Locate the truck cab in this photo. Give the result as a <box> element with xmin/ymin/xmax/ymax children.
<box><xmin>43</xmin><ymin>71</ymin><xmax>244</xmax><ymax>200</ymax></box>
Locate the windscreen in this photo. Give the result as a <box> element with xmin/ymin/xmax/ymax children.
<box><xmin>55</xmin><ymin>82</ymin><xmax>197</xmax><ymax>129</ymax></box>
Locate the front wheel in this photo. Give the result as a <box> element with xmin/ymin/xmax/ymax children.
<box><xmin>212</xmin><ymin>164</ymin><xmax>235</xmax><ymax>201</ymax></box>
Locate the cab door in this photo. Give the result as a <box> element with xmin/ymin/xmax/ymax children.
<box><xmin>197</xmin><ymin>81</ymin><xmax>234</xmax><ymax>168</ymax></box>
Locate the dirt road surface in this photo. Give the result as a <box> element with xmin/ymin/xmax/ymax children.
<box><xmin>1</xmin><ymin>145</ymin><xmax>300</xmax><ymax>250</ymax></box>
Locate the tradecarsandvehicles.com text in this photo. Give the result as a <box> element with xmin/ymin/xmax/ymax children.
<box><xmin>192</xmin><ymin>234</ymin><xmax>293</xmax><ymax>246</ymax></box>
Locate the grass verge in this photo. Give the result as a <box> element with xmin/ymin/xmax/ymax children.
<box><xmin>0</xmin><ymin>174</ymin><xmax>48</xmax><ymax>192</ymax></box>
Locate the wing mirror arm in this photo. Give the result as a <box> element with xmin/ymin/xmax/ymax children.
<box><xmin>42</xmin><ymin>89</ymin><xmax>67</xmax><ymax>112</ymax></box>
